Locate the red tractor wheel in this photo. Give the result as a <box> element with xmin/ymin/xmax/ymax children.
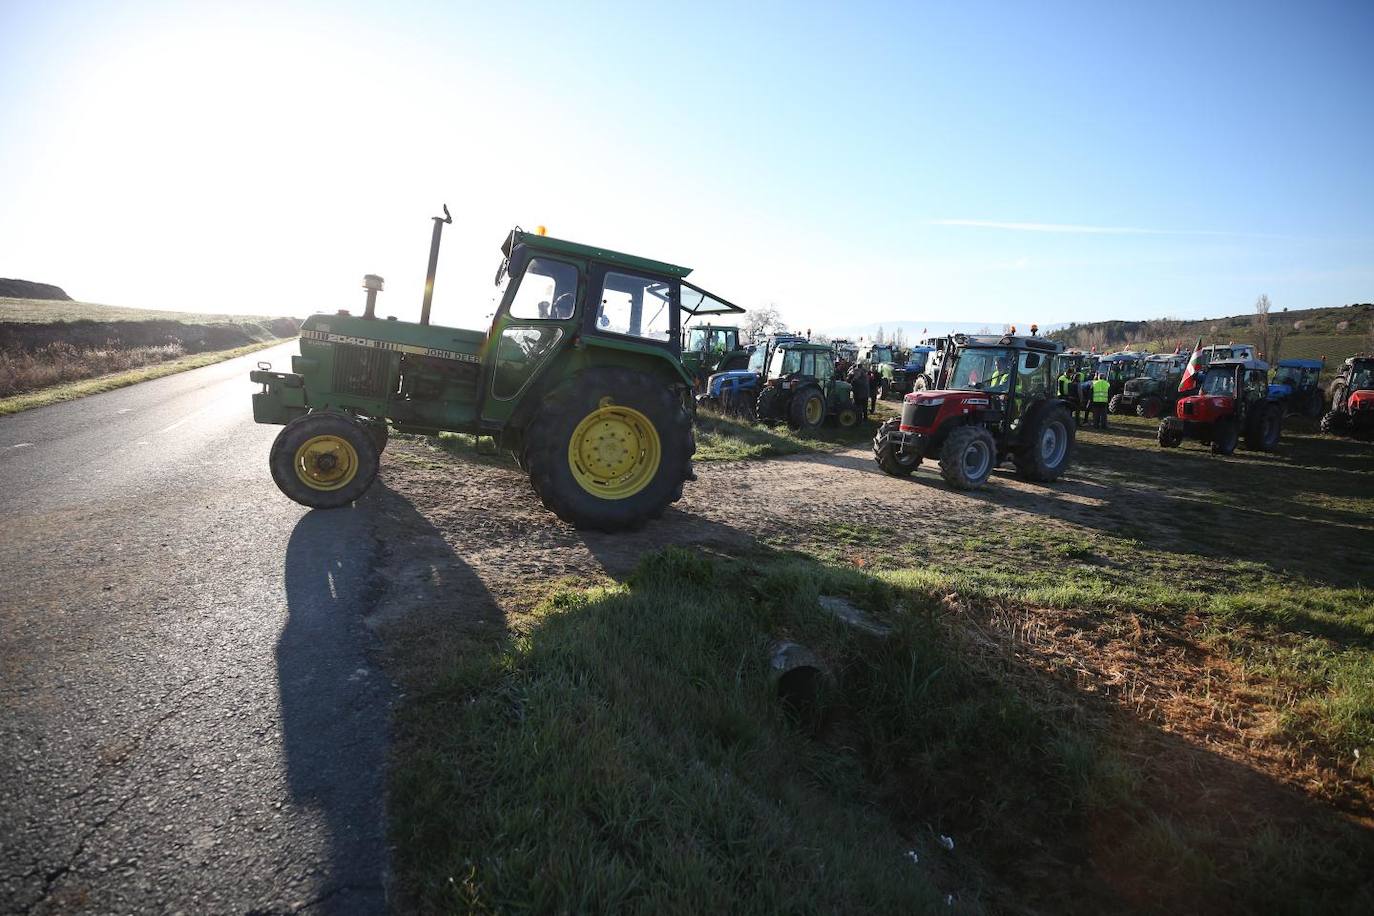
<box><xmin>939</xmin><ymin>425</ymin><xmax>997</xmax><ymax>490</ymax></box>
<box><xmin>1211</xmin><ymin>418</ymin><xmax>1239</xmax><ymax>455</ymax></box>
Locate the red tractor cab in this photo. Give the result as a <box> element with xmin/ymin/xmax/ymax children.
<box><xmin>1320</xmin><ymin>355</ymin><xmax>1374</xmax><ymax>441</ymax></box>
<box><xmin>872</xmin><ymin>334</ymin><xmax>1074</xmax><ymax>489</ymax></box>
<box><xmin>1157</xmin><ymin>358</ymin><xmax>1282</xmax><ymax>455</ymax></box>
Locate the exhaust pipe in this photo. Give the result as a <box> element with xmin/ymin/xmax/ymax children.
<box><xmin>419</xmin><ymin>203</ymin><xmax>452</xmax><ymax>326</ymax></box>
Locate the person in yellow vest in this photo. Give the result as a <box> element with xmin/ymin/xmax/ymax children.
<box><xmin>1091</xmin><ymin>372</ymin><xmax>1111</xmax><ymax>429</ymax></box>
<box><xmin>1057</xmin><ymin>368</ymin><xmax>1072</xmax><ymax>398</ymax></box>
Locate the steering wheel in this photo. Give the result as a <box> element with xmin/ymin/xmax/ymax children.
<box><xmin>549</xmin><ymin>292</ymin><xmax>576</xmax><ymax>318</ymax></box>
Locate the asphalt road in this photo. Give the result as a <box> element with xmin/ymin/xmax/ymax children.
<box><xmin>1</xmin><ymin>342</ymin><xmax>392</xmax><ymax>914</ymax></box>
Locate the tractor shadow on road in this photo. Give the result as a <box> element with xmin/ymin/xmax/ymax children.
<box><xmin>278</xmin><ymin>490</ymin><xmax>438</xmax><ymax>915</ymax></box>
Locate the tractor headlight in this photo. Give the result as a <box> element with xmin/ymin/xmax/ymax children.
<box><xmin>921</xmin><ymin>397</ymin><xmax>945</xmax><ymax>406</ymax></box>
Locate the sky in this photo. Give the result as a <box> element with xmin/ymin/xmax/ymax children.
<box><xmin>2</xmin><ymin>0</ymin><xmax>1372</xmax><ymax>334</ymax></box>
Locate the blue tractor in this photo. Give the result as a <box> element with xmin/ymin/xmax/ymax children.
<box><xmin>1267</xmin><ymin>358</ymin><xmax>1325</xmax><ymax>418</ymax></box>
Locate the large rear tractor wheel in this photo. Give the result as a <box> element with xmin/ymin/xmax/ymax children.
<box><xmin>873</xmin><ymin>418</ymin><xmax>920</xmax><ymax>477</ymax></box>
<box><xmin>1245</xmin><ymin>403</ymin><xmax>1282</xmax><ymax>451</ymax></box>
<box><xmin>939</xmin><ymin>425</ymin><xmax>997</xmax><ymax>490</ymax></box>
<box><xmin>269</xmin><ymin>411</ymin><xmax>380</xmax><ymax>509</ymax></box>
<box><xmin>1211</xmin><ymin>418</ymin><xmax>1239</xmax><ymax>456</ymax></box>
<box><xmin>1013</xmin><ymin>404</ymin><xmax>1075</xmax><ymax>482</ymax></box>
<box><xmin>525</xmin><ymin>368</ymin><xmax>692</xmax><ymax>532</ymax></box>
<box><xmin>913</xmin><ymin>374</ymin><xmax>932</xmax><ymax>392</ymax></box>
<box><xmin>1157</xmin><ymin>419</ymin><xmax>1183</xmax><ymax>448</ymax></box>
<box><xmin>789</xmin><ymin>386</ymin><xmax>826</xmax><ymax>431</ymax></box>
<box><xmin>1319</xmin><ymin>410</ymin><xmax>1347</xmax><ymax>435</ymax></box>
<box><xmin>1108</xmin><ymin>394</ymin><xmax>1124</xmax><ymax>415</ymax></box>
<box><xmin>1137</xmin><ymin>396</ymin><xmax>1164</xmax><ymax>419</ymax></box>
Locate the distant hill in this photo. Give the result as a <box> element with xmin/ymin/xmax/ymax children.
<box><xmin>1047</xmin><ymin>303</ymin><xmax>1374</xmax><ymax>365</ymax></box>
<box><xmin>0</xmin><ymin>279</ymin><xmax>72</xmax><ymax>300</ymax></box>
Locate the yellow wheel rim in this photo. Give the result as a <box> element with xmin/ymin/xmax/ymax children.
<box><xmin>294</xmin><ymin>434</ymin><xmax>360</xmax><ymax>491</ymax></box>
<box><xmin>805</xmin><ymin>396</ymin><xmax>824</xmax><ymax>425</ymax></box>
<box><xmin>568</xmin><ymin>404</ymin><xmax>661</xmax><ymax>500</ymax></box>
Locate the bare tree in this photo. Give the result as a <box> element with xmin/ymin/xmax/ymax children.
<box><xmin>1253</xmin><ymin>294</ymin><xmax>1286</xmax><ymax>363</ymax></box>
<box><xmin>743</xmin><ymin>304</ymin><xmax>788</xmax><ymax>341</ymax></box>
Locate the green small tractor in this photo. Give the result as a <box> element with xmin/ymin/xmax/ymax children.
<box><xmin>1115</xmin><ymin>352</ymin><xmax>1188</xmax><ymax>417</ymax></box>
<box><xmin>250</xmin><ymin>208</ymin><xmax>743</xmax><ymax>531</ymax></box>
<box><xmin>751</xmin><ymin>336</ymin><xmax>860</xmax><ymax>430</ymax></box>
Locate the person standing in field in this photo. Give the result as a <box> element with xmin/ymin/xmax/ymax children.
<box><xmin>848</xmin><ymin>363</ymin><xmax>870</xmax><ymax>420</ymax></box>
<box><xmin>1092</xmin><ymin>372</ymin><xmax>1111</xmax><ymax>429</ymax></box>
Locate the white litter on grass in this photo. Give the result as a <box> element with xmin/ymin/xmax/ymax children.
<box><xmin>905</xmin><ymin>849</ymin><xmax>919</xmax><ymax>864</ymax></box>
<box><xmin>938</xmin><ymin>834</ymin><xmax>955</xmax><ymax>851</ymax></box>
<box><xmin>945</xmin><ymin>893</ymin><xmax>956</xmax><ymax>906</ymax></box>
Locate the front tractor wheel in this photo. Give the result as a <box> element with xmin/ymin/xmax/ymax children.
<box><xmin>1014</xmin><ymin>404</ymin><xmax>1075</xmax><ymax>482</ymax></box>
<box><xmin>1211</xmin><ymin>417</ymin><xmax>1239</xmax><ymax>455</ymax></box>
<box><xmin>1107</xmin><ymin>394</ymin><xmax>1123</xmax><ymax>415</ymax></box>
<box><xmin>1157</xmin><ymin>419</ymin><xmax>1183</xmax><ymax>448</ymax></box>
<box><xmin>1245</xmin><ymin>403</ymin><xmax>1282</xmax><ymax>451</ymax></box>
<box><xmin>789</xmin><ymin>386</ymin><xmax>826</xmax><ymax>431</ymax></box>
<box><xmin>835</xmin><ymin>406</ymin><xmax>859</xmax><ymax>428</ymax></box>
<box><xmin>525</xmin><ymin>368</ymin><xmax>692</xmax><ymax>532</ymax></box>
<box><xmin>1319</xmin><ymin>410</ymin><xmax>1347</xmax><ymax>435</ymax></box>
<box><xmin>939</xmin><ymin>425</ymin><xmax>997</xmax><ymax>490</ymax></box>
<box><xmin>269</xmin><ymin>412</ymin><xmax>380</xmax><ymax>509</ymax></box>
<box><xmin>913</xmin><ymin>375</ymin><xmax>931</xmax><ymax>392</ymax></box>
<box><xmin>873</xmin><ymin>418</ymin><xmax>920</xmax><ymax>477</ymax></box>
<box><xmin>1137</xmin><ymin>396</ymin><xmax>1164</xmax><ymax>419</ymax></box>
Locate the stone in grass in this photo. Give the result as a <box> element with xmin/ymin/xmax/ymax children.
<box><xmin>818</xmin><ymin>595</ymin><xmax>893</xmax><ymax>638</ymax></box>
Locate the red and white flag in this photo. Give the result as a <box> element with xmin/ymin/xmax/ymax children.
<box><xmin>1179</xmin><ymin>336</ymin><xmax>1204</xmax><ymax>391</ymax></box>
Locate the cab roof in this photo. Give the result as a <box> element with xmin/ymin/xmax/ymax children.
<box><xmin>1207</xmin><ymin>358</ymin><xmax>1270</xmax><ymax>371</ymax></box>
<box><xmin>502</xmin><ymin>227</ymin><xmax>744</xmax><ymax>316</ymax></box>
<box><xmin>956</xmin><ymin>333</ymin><xmax>1062</xmax><ymax>353</ymax></box>
<box><xmin>504</xmin><ymin>227</ymin><xmax>691</xmax><ymax>278</ymax></box>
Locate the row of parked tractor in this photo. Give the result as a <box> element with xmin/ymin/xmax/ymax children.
<box><xmin>689</xmin><ymin>321</ymin><xmax>1374</xmax><ymax>490</ymax></box>
<box><xmin>251</xmin><ymin>214</ymin><xmax>1371</xmax><ymax>531</ymax></box>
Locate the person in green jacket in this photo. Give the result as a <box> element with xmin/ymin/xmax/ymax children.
<box><xmin>1091</xmin><ymin>372</ymin><xmax>1111</xmax><ymax>429</ymax></box>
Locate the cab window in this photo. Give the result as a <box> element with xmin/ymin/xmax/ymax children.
<box><xmin>509</xmin><ymin>259</ymin><xmax>579</xmax><ymax>320</ymax></box>
<box><xmin>814</xmin><ymin>354</ymin><xmax>833</xmax><ymax>381</ymax></box>
<box><xmin>1017</xmin><ymin>351</ymin><xmax>1048</xmax><ymax>399</ymax></box>
<box><xmin>595</xmin><ymin>272</ymin><xmax>674</xmax><ymax>342</ymax></box>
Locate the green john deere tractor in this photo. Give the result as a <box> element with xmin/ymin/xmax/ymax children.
<box><xmin>250</xmin><ymin>208</ymin><xmax>743</xmax><ymax>531</ymax></box>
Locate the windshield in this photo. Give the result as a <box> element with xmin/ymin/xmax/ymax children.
<box><xmin>686</xmin><ymin>327</ymin><xmax>737</xmax><ymax>353</ymax></box>
<box><xmin>748</xmin><ymin>346</ymin><xmax>767</xmax><ymax>373</ymax></box>
<box><xmin>769</xmin><ymin>348</ymin><xmax>803</xmax><ymax>377</ymax></box>
<box><xmin>947</xmin><ymin>348</ymin><xmax>1015</xmax><ymax>392</ymax></box>
<box><xmin>1200</xmin><ymin>368</ymin><xmax>1236</xmax><ymax>396</ymax></box>
<box><xmin>1351</xmin><ymin>366</ymin><xmax>1374</xmax><ymax>390</ymax></box>
<box><xmin>1273</xmin><ymin>368</ymin><xmax>1302</xmax><ymax>386</ymax></box>
<box><xmin>869</xmin><ymin>347</ymin><xmax>893</xmax><ymax>364</ymax></box>
<box><xmin>1143</xmin><ymin>361</ymin><xmax>1170</xmax><ymax>380</ymax></box>
<box><xmin>906</xmin><ymin>351</ymin><xmax>929</xmax><ymax>371</ymax></box>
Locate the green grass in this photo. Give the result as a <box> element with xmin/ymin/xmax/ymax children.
<box><xmin>693</xmin><ymin>406</ymin><xmax>893</xmax><ymax>462</ymax></box>
<box><xmin>389</xmin><ymin>548</ymin><xmax>1374</xmax><ymax>914</ymax></box>
<box><xmin>0</xmin><ymin>295</ymin><xmax>291</xmax><ymax>324</ymax></box>
<box><xmin>0</xmin><ymin>339</ymin><xmax>288</xmax><ymax>415</ymax></box>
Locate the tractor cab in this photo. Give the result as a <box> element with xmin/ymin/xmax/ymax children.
<box><xmin>680</xmin><ymin>322</ymin><xmax>748</xmax><ymax>388</ymax></box>
<box><xmin>1159</xmin><ymin>358</ymin><xmax>1280</xmax><ymax>454</ymax></box>
<box><xmin>873</xmin><ymin>334</ymin><xmax>1074</xmax><ymax>490</ymax></box>
<box><xmin>1268</xmin><ymin>358</ymin><xmax>1324</xmax><ymax>417</ymax></box>
<box><xmin>1320</xmin><ymin>355</ymin><xmax>1374</xmax><ymax>440</ymax></box>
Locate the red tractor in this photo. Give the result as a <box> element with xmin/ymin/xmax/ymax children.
<box><xmin>1319</xmin><ymin>355</ymin><xmax>1374</xmax><ymax>441</ymax></box>
<box><xmin>872</xmin><ymin>334</ymin><xmax>1075</xmax><ymax>489</ymax></box>
<box><xmin>1157</xmin><ymin>358</ymin><xmax>1282</xmax><ymax>455</ymax></box>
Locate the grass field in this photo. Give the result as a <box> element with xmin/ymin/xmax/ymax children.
<box><xmin>0</xmin><ymin>296</ymin><xmax>292</xmax><ymax>325</ymax></box>
<box><xmin>377</xmin><ymin>406</ymin><xmax>1374</xmax><ymax>913</ymax></box>
<box><xmin>0</xmin><ymin>296</ymin><xmax>299</xmax><ymax>409</ymax></box>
